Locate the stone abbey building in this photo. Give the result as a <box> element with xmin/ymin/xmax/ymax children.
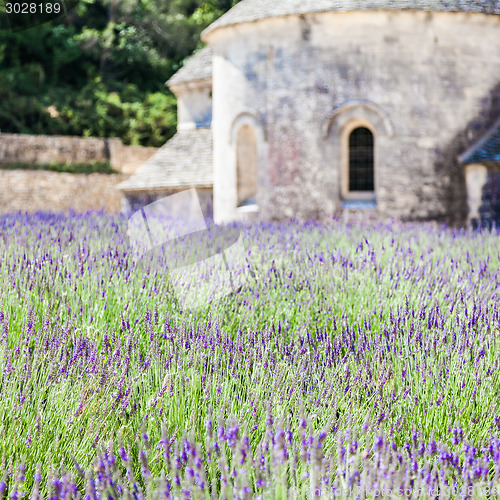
<box><xmin>119</xmin><ymin>0</ymin><xmax>500</xmax><ymax>227</ymax></box>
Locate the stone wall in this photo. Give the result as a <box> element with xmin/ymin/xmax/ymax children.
<box><xmin>0</xmin><ymin>133</ymin><xmax>159</xmax><ymax>214</ymax></box>
<box><xmin>465</xmin><ymin>163</ymin><xmax>500</xmax><ymax>229</ymax></box>
<box><xmin>173</xmin><ymin>80</ymin><xmax>213</xmax><ymax>130</ymax></box>
<box><xmin>108</xmin><ymin>141</ymin><xmax>159</xmax><ymax>175</ymax></box>
<box><xmin>208</xmin><ymin>10</ymin><xmax>500</xmax><ymax>226</ymax></box>
<box><xmin>0</xmin><ymin>133</ymin><xmax>157</xmax><ymax>175</ymax></box>
<box><xmin>0</xmin><ymin>170</ymin><xmax>129</xmax><ymax>214</ymax></box>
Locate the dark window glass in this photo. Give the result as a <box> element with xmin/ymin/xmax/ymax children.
<box><xmin>349</xmin><ymin>127</ymin><xmax>374</xmax><ymax>192</ymax></box>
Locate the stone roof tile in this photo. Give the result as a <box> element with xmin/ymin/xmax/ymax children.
<box><xmin>167</xmin><ymin>47</ymin><xmax>212</xmax><ymax>87</ymax></box>
<box><xmin>118</xmin><ymin>128</ymin><xmax>212</xmax><ymax>191</ymax></box>
<box><xmin>460</xmin><ymin>117</ymin><xmax>500</xmax><ymax>164</ymax></box>
<box><xmin>203</xmin><ymin>0</ymin><xmax>500</xmax><ymax>37</ymax></box>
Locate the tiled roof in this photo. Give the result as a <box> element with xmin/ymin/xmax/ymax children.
<box><xmin>118</xmin><ymin>128</ymin><xmax>212</xmax><ymax>191</ymax></box>
<box><xmin>167</xmin><ymin>47</ymin><xmax>212</xmax><ymax>87</ymax></box>
<box><xmin>203</xmin><ymin>0</ymin><xmax>500</xmax><ymax>37</ymax></box>
<box><xmin>459</xmin><ymin>117</ymin><xmax>500</xmax><ymax>164</ymax></box>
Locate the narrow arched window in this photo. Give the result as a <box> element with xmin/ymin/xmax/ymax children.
<box><xmin>236</xmin><ymin>124</ymin><xmax>257</xmax><ymax>206</ymax></box>
<box><xmin>349</xmin><ymin>127</ymin><xmax>374</xmax><ymax>192</ymax></box>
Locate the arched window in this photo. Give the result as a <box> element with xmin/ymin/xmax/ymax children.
<box><xmin>236</xmin><ymin>124</ymin><xmax>257</xmax><ymax>206</ymax></box>
<box><xmin>348</xmin><ymin>127</ymin><xmax>374</xmax><ymax>192</ymax></box>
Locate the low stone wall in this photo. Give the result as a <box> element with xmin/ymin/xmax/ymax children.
<box><xmin>0</xmin><ymin>133</ymin><xmax>158</xmax><ymax>175</ymax></box>
<box><xmin>108</xmin><ymin>141</ymin><xmax>158</xmax><ymax>175</ymax></box>
<box><xmin>0</xmin><ymin>170</ymin><xmax>129</xmax><ymax>214</ymax></box>
<box><xmin>0</xmin><ymin>133</ymin><xmax>160</xmax><ymax>214</ymax></box>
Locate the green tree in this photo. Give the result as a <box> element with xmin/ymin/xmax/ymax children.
<box><xmin>0</xmin><ymin>0</ymin><xmax>240</xmax><ymax>145</ymax></box>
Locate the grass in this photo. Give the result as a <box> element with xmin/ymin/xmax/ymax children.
<box><xmin>0</xmin><ymin>161</ymin><xmax>118</xmax><ymax>174</ymax></box>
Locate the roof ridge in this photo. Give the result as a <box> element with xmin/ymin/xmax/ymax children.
<box><xmin>202</xmin><ymin>0</ymin><xmax>500</xmax><ymax>39</ymax></box>
<box><xmin>167</xmin><ymin>47</ymin><xmax>213</xmax><ymax>87</ymax></box>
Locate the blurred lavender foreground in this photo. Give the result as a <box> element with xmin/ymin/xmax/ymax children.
<box><xmin>0</xmin><ymin>212</ymin><xmax>500</xmax><ymax>498</ymax></box>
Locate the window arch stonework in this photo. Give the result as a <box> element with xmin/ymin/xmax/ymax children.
<box><xmin>323</xmin><ymin>100</ymin><xmax>393</xmax><ymax>204</ymax></box>
<box><xmin>236</xmin><ymin>124</ymin><xmax>258</xmax><ymax>206</ymax></box>
<box><xmin>229</xmin><ymin>111</ymin><xmax>266</xmax><ymax>213</ymax></box>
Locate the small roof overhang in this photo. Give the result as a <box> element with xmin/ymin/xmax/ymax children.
<box><xmin>459</xmin><ymin>116</ymin><xmax>500</xmax><ymax>165</ymax></box>
<box><xmin>118</xmin><ymin>128</ymin><xmax>213</xmax><ymax>192</ymax></box>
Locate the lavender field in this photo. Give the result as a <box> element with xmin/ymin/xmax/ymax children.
<box><xmin>1</xmin><ymin>212</ymin><xmax>500</xmax><ymax>498</ymax></box>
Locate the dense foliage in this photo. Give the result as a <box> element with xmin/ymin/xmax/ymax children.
<box><xmin>0</xmin><ymin>0</ymin><xmax>239</xmax><ymax>146</ymax></box>
<box><xmin>0</xmin><ymin>213</ymin><xmax>500</xmax><ymax>497</ymax></box>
